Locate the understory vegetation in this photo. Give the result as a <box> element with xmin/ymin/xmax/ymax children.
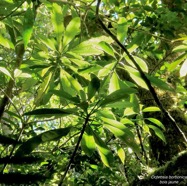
<box><xmin>0</xmin><ymin>0</ymin><xmax>187</xmax><ymax>185</ymax></box>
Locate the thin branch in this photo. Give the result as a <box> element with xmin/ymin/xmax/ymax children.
<box><xmin>0</xmin><ymin>0</ymin><xmax>25</xmax><ymax>21</ymax></box>
<box><xmin>134</xmin><ymin>121</ymin><xmax>148</xmax><ymax>164</ymax></box>
<box><xmin>96</xmin><ymin>0</ymin><xmax>187</xmax><ymax>143</ymax></box>
<box><xmin>58</xmin><ymin>114</ymin><xmax>91</xmax><ymax>186</ymax></box>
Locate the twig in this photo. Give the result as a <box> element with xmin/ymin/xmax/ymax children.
<box><xmin>0</xmin><ymin>0</ymin><xmax>25</xmax><ymax>21</ymax></box>
<box><xmin>96</xmin><ymin>0</ymin><xmax>187</xmax><ymax>143</ymax></box>
<box><xmin>58</xmin><ymin>114</ymin><xmax>91</xmax><ymax>186</ymax></box>
<box><xmin>134</xmin><ymin>122</ymin><xmax>148</xmax><ymax>164</ymax></box>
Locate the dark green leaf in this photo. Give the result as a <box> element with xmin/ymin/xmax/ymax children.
<box><xmin>87</xmin><ymin>74</ymin><xmax>100</xmax><ymax>100</ymax></box>
<box><xmin>0</xmin><ymin>134</ymin><xmax>18</xmax><ymax>145</ymax></box>
<box><xmin>15</xmin><ymin>127</ymin><xmax>71</xmax><ymax>156</ymax></box>
<box><xmin>100</xmin><ymin>88</ymin><xmax>137</xmax><ymax>107</ymax></box>
<box><xmin>24</xmin><ymin>108</ymin><xmax>77</xmax><ymax>117</ymax></box>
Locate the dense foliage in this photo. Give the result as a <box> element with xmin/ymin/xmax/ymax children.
<box><xmin>0</xmin><ymin>0</ymin><xmax>187</xmax><ymax>185</ymax></box>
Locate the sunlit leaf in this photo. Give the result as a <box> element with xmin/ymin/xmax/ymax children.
<box><xmin>0</xmin><ymin>33</ymin><xmax>14</xmax><ymax>49</ymax></box>
<box><xmin>117</xmin><ymin>146</ymin><xmax>125</xmax><ymax>164</ymax></box>
<box><xmin>180</xmin><ymin>59</ymin><xmax>187</xmax><ymax>77</ymax></box>
<box><xmin>117</xmin><ymin>18</ymin><xmax>128</xmax><ymax>43</ymax></box>
<box><xmin>148</xmin><ymin>125</ymin><xmax>166</xmax><ymax>143</ymax></box>
<box><xmin>63</xmin><ymin>17</ymin><xmax>80</xmax><ymax>47</ymax></box>
<box><xmin>147</xmin><ymin>75</ymin><xmax>174</xmax><ymax>91</ymax></box>
<box><xmin>109</xmin><ymin>72</ymin><xmax>120</xmax><ymax>93</ymax></box>
<box><xmin>34</xmin><ymin>69</ymin><xmax>52</xmax><ymax>105</ymax></box>
<box><xmin>146</xmin><ymin>118</ymin><xmax>165</xmax><ymax>130</ymax></box>
<box><xmin>172</xmin><ymin>45</ymin><xmax>187</xmax><ymax>52</ymax></box>
<box><xmin>23</xmin><ymin>8</ymin><xmax>34</xmax><ymax>48</ymax></box>
<box><xmin>124</xmin><ymin>65</ymin><xmax>148</xmax><ymax>89</ymax></box>
<box><xmin>0</xmin><ymin>67</ymin><xmax>13</xmax><ymax>79</ymax></box>
<box><xmin>142</xmin><ymin>107</ymin><xmax>160</xmax><ymax>112</ymax></box>
<box><xmin>167</xmin><ymin>53</ymin><xmax>186</xmax><ymax>72</ymax></box>
<box><xmin>71</xmin><ymin>36</ymin><xmax>113</xmax><ymax>56</ymax></box>
<box><xmin>100</xmin><ymin>88</ymin><xmax>137</xmax><ymax>107</ymax></box>
<box><xmin>81</xmin><ymin>126</ymin><xmax>96</xmax><ymax>156</ymax></box>
<box><xmin>98</xmin><ymin>41</ymin><xmax>115</xmax><ymax>57</ymax></box>
<box><xmin>93</xmin><ymin>131</ymin><xmax>114</xmax><ymax>167</ymax></box>
<box><xmin>102</xmin><ymin>117</ymin><xmax>140</xmax><ymax>154</ymax></box>
<box><xmin>51</xmin><ymin>3</ymin><xmax>64</xmax><ymax>44</ymax></box>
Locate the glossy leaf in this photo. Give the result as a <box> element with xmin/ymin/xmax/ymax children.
<box><xmin>15</xmin><ymin>127</ymin><xmax>71</xmax><ymax>156</ymax></box>
<box><xmin>100</xmin><ymin>88</ymin><xmax>137</xmax><ymax>107</ymax></box>
<box><xmin>102</xmin><ymin>117</ymin><xmax>140</xmax><ymax>154</ymax></box>
<box><xmin>180</xmin><ymin>59</ymin><xmax>187</xmax><ymax>77</ymax></box>
<box><xmin>147</xmin><ymin>75</ymin><xmax>174</xmax><ymax>91</ymax></box>
<box><xmin>63</xmin><ymin>17</ymin><xmax>80</xmax><ymax>47</ymax></box>
<box><xmin>0</xmin><ymin>67</ymin><xmax>13</xmax><ymax>79</ymax></box>
<box><xmin>0</xmin><ymin>33</ymin><xmax>14</xmax><ymax>49</ymax></box>
<box><xmin>98</xmin><ymin>41</ymin><xmax>115</xmax><ymax>57</ymax></box>
<box><xmin>142</xmin><ymin>107</ymin><xmax>161</xmax><ymax>112</ymax></box>
<box><xmin>146</xmin><ymin>118</ymin><xmax>165</xmax><ymax>130</ymax></box>
<box><xmin>81</xmin><ymin>126</ymin><xmax>96</xmax><ymax>156</ymax></box>
<box><xmin>23</xmin><ymin>8</ymin><xmax>34</xmax><ymax>48</ymax></box>
<box><xmin>148</xmin><ymin>125</ymin><xmax>166</xmax><ymax>143</ymax></box>
<box><xmin>51</xmin><ymin>3</ymin><xmax>64</xmax><ymax>43</ymax></box>
<box><xmin>34</xmin><ymin>70</ymin><xmax>52</xmax><ymax>106</ymax></box>
<box><xmin>71</xmin><ymin>36</ymin><xmax>113</xmax><ymax>56</ymax></box>
<box><xmin>124</xmin><ymin>65</ymin><xmax>148</xmax><ymax>89</ymax></box>
<box><xmin>92</xmin><ymin>129</ymin><xmax>114</xmax><ymax>167</ymax></box>
<box><xmin>109</xmin><ymin>72</ymin><xmax>120</xmax><ymax>93</ymax></box>
<box><xmin>51</xmin><ymin>90</ymin><xmax>80</xmax><ymax>103</ymax></box>
<box><xmin>117</xmin><ymin>146</ymin><xmax>125</xmax><ymax>164</ymax></box>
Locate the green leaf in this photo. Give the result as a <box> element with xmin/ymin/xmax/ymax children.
<box><xmin>51</xmin><ymin>90</ymin><xmax>80</xmax><ymax>103</ymax></box>
<box><xmin>133</xmin><ymin>56</ymin><xmax>148</xmax><ymax>73</ymax></box>
<box><xmin>81</xmin><ymin>126</ymin><xmax>96</xmax><ymax>156</ymax></box>
<box><xmin>0</xmin><ymin>67</ymin><xmax>13</xmax><ymax>79</ymax></box>
<box><xmin>60</xmin><ymin>68</ymin><xmax>83</xmax><ymax>95</ymax></box>
<box><xmin>109</xmin><ymin>72</ymin><xmax>120</xmax><ymax>93</ymax></box>
<box><xmin>117</xmin><ymin>18</ymin><xmax>128</xmax><ymax>43</ymax></box>
<box><xmin>142</xmin><ymin>107</ymin><xmax>161</xmax><ymax>112</ymax></box>
<box><xmin>0</xmin><ymin>33</ymin><xmax>14</xmax><ymax>49</ymax></box>
<box><xmin>167</xmin><ymin>53</ymin><xmax>186</xmax><ymax>72</ymax></box>
<box><xmin>63</xmin><ymin>17</ymin><xmax>80</xmax><ymax>47</ymax></box>
<box><xmin>34</xmin><ymin>69</ymin><xmax>52</xmax><ymax>105</ymax></box>
<box><xmin>117</xmin><ymin>146</ymin><xmax>125</xmax><ymax>164</ymax></box>
<box><xmin>51</xmin><ymin>3</ymin><xmax>64</xmax><ymax>44</ymax></box>
<box><xmin>146</xmin><ymin>75</ymin><xmax>174</xmax><ymax>91</ymax></box>
<box><xmin>148</xmin><ymin>125</ymin><xmax>166</xmax><ymax>143</ymax></box>
<box><xmin>93</xmin><ymin>130</ymin><xmax>114</xmax><ymax>167</ymax></box>
<box><xmin>96</xmin><ymin>110</ymin><xmax>116</xmax><ymax>120</ymax></box>
<box><xmin>172</xmin><ymin>44</ymin><xmax>187</xmax><ymax>52</ymax></box>
<box><xmin>146</xmin><ymin>118</ymin><xmax>165</xmax><ymax>130</ymax></box>
<box><xmin>24</xmin><ymin>108</ymin><xmax>77</xmax><ymax>118</ymax></box>
<box><xmin>102</xmin><ymin>118</ymin><xmax>140</xmax><ymax>155</ymax></box>
<box><xmin>87</xmin><ymin>74</ymin><xmax>100</xmax><ymax>100</ymax></box>
<box><xmin>98</xmin><ymin>41</ymin><xmax>115</xmax><ymax>57</ymax></box>
<box><xmin>124</xmin><ymin>65</ymin><xmax>148</xmax><ymax>89</ymax></box>
<box><xmin>15</xmin><ymin>127</ymin><xmax>71</xmax><ymax>156</ymax></box>
<box><xmin>100</xmin><ymin>88</ymin><xmax>137</xmax><ymax>107</ymax></box>
<box><xmin>38</xmin><ymin>36</ymin><xmax>57</xmax><ymax>51</ymax></box>
<box><xmin>71</xmin><ymin>36</ymin><xmax>113</xmax><ymax>56</ymax></box>
<box><xmin>23</xmin><ymin>8</ymin><xmax>34</xmax><ymax>48</ymax></box>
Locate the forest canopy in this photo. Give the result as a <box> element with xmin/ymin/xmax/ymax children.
<box><xmin>0</xmin><ymin>0</ymin><xmax>187</xmax><ymax>185</ymax></box>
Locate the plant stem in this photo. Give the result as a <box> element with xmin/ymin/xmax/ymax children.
<box><xmin>58</xmin><ymin>114</ymin><xmax>91</xmax><ymax>186</ymax></box>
